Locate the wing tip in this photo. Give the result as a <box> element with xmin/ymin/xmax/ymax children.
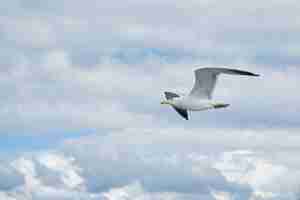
<box><xmin>185</xmin><ymin>114</ymin><xmax>189</xmax><ymax>120</ymax></box>
<box><xmin>248</xmin><ymin>72</ymin><xmax>260</xmax><ymax>77</ymax></box>
<box><xmin>245</xmin><ymin>71</ymin><xmax>260</xmax><ymax>77</ymax></box>
<box><xmin>228</xmin><ymin>69</ymin><xmax>260</xmax><ymax>77</ymax></box>
<box><xmin>194</xmin><ymin>67</ymin><xmax>260</xmax><ymax>76</ymax></box>
<box><xmin>183</xmin><ymin>115</ymin><xmax>189</xmax><ymax>120</ymax></box>
<box><xmin>182</xmin><ymin>113</ymin><xmax>189</xmax><ymax>120</ymax></box>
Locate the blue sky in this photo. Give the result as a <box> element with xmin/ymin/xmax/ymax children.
<box><xmin>0</xmin><ymin>0</ymin><xmax>300</xmax><ymax>199</ymax></box>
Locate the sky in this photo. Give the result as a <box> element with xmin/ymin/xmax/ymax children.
<box><xmin>0</xmin><ymin>0</ymin><xmax>300</xmax><ymax>199</ymax></box>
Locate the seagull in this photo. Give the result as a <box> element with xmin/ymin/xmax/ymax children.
<box><xmin>161</xmin><ymin>67</ymin><xmax>259</xmax><ymax>120</ymax></box>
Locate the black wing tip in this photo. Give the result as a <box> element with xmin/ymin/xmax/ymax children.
<box><xmin>241</xmin><ymin>70</ymin><xmax>260</xmax><ymax>77</ymax></box>
<box><xmin>228</xmin><ymin>69</ymin><xmax>260</xmax><ymax>77</ymax></box>
<box><xmin>183</xmin><ymin>115</ymin><xmax>189</xmax><ymax>120</ymax></box>
<box><xmin>183</xmin><ymin>114</ymin><xmax>189</xmax><ymax>120</ymax></box>
<box><xmin>194</xmin><ymin>67</ymin><xmax>260</xmax><ymax>76</ymax></box>
<box><xmin>246</xmin><ymin>72</ymin><xmax>260</xmax><ymax>77</ymax></box>
<box><xmin>173</xmin><ymin>107</ymin><xmax>189</xmax><ymax>120</ymax></box>
<box><xmin>181</xmin><ymin>113</ymin><xmax>189</xmax><ymax>120</ymax></box>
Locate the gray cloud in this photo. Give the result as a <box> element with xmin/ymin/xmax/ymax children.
<box><xmin>1</xmin><ymin>0</ymin><xmax>300</xmax><ymax>65</ymax></box>
<box><xmin>0</xmin><ymin>0</ymin><xmax>300</xmax><ymax>199</ymax></box>
<box><xmin>0</xmin><ymin>50</ymin><xmax>299</xmax><ymax>134</ymax></box>
<box><xmin>59</xmin><ymin>129</ymin><xmax>300</xmax><ymax>199</ymax></box>
<box><xmin>0</xmin><ymin>0</ymin><xmax>299</xmax><ymax>135</ymax></box>
<box><xmin>1</xmin><ymin>128</ymin><xmax>300</xmax><ymax>199</ymax></box>
<box><xmin>0</xmin><ymin>134</ymin><xmax>253</xmax><ymax>200</ymax></box>
<box><xmin>0</xmin><ymin>162</ymin><xmax>24</xmax><ymax>190</ymax></box>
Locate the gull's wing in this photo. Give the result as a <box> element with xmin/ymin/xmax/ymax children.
<box><xmin>173</xmin><ymin>107</ymin><xmax>188</xmax><ymax>120</ymax></box>
<box><xmin>189</xmin><ymin>68</ymin><xmax>259</xmax><ymax>99</ymax></box>
<box><xmin>164</xmin><ymin>92</ymin><xmax>189</xmax><ymax>120</ymax></box>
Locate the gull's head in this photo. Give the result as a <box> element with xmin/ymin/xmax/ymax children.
<box><xmin>160</xmin><ymin>100</ymin><xmax>173</xmax><ymax>106</ymax></box>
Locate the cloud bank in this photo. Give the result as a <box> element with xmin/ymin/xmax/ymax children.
<box><xmin>0</xmin><ymin>0</ymin><xmax>300</xmax><ymax>199</ymax></box>
<box><xmin>1</xmin><ymin>128</ymin><xmax>300</xmax><ymax>199</ymax></box>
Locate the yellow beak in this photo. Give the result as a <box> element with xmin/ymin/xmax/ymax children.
<box><xmin>160</xmin><ymin>100</ymin><xmax>170</xmax><ymax>105</ymax></box>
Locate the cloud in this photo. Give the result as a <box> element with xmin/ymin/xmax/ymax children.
<box><xmin>60</xmin><ymin>128</ymin><xmax>300</xmax><ymax>199</ymax></box>
<box><xmin>1</xmin><ymin>127</ymin><xmax>300</xmax><ymax>199</ymax></box>
<box><xmin>0</xmin><ymin>0</ymin><xmax>300</xmax><ymax>135</ymax></box>
<box><xmin>2</xmin><ymin>0</ymin><xmax>300</xmax><ymax>64</ymax></box>
<box><xmin>0</xmin><ymin>152</ymin><xmax>238</xmax><ymax>200</ymax></box>
<box><xmin>0</xmin><ymin>162</ymin><xmax>24</xmax><ymax>190</ymax></box>
<box><xmin>1</xmin><ymin>0</ymin><xmax>300</xmax><ymax>199</ymax></box>
<box><xmin>0</xmin><ymin>48</ymin><xmax>299</xmax><ymax>134</ymax></box>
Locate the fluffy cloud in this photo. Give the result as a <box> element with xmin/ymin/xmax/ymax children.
<box><xmin>0</xmin><ymin>146</ymin><xmax>247</xmax><ymax>200</ymax></box>
<box><xmin>0</xmin><ymin>0</ymin><xmax>299</xmax><ymax>134</ymax></box>
<box><xmin>0</xmin><ymin>162</ymin><xmax>24</xmax><ymax>190</ymax></box>
<box><xmin>0</xmin><ymin>48</ymin><xmax>299</xmax><ymax>134</ymax></box>
<box><xmin>0</xmin><ymin>0</ymin><xmax>300</xmax><ymax>199</ymax></box>
<box><xmin>1</xmin><ymin>128</ymin><xmax>300</xmax><ymax>199</ymax></box>
<box><xmin>2</xmin><ymin>0</ymin><xmax>300</xmax><ymax>64</ymax></box>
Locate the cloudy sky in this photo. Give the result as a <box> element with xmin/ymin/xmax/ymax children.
<box><xmin>0</xmin><ymin>0</ymin><xmax>300</xmax><ymax>199</ymax></box>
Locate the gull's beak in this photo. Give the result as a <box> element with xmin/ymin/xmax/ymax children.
<box><xmin>160</xmin><ymin>100</ymin><xmax>169</xmax><ymax>105</ymax></box>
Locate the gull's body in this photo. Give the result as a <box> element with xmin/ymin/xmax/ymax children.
<box><xmin>161</xmin><ymin>67</ymin><xmax>259</xmax><ymax>120</ymax></box>
<box><xmin>168</xmin><ymin>97</ymin><xmax>219</xmax><ymax>111</ymax></box>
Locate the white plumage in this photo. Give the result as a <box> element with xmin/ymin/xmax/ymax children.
<box><xmin>161</xmin><ymin>67</ymin><xmax>259</xmax><ymax>120</ymax></box>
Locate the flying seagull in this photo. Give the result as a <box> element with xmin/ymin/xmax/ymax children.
<box><xmin>161</xmin><ymin>67</ymin><xmax>259</xmax><ymax>120</ymax></box>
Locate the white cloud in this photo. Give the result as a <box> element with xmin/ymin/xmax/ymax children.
<box><xmin>0</xmin><ymin>0</ymin><xmax>300</xmax><ymax>199</ymax></box>
<box><xmin>0</xmin><ymin>16</ymin><xmax>57</xmax><ymax>49</ymax></box>
<box><xmin>0</xmin><ymin>48</ymin><xmax>299</xmax><ymax>134</ymax></box>
<box><xmin>37</xmin><ymin>153</ymin><xmax>84</xmax><ymax>189</ymax></box>
<box><xmin>215</xmin><ymin>150</ymin><xmax>299</xmax><ymax>199</ymax></box>
<box><xmin>0</xmin><ymin>163</ymin><xmax>24</xmax><ymax>190</ymax></box>
<box><xmin>0</xmin><ymin>0</ymin><xmax>300</xmax><ymax>134</ymax></box>
<box><xmin>1</xmin><ymin>127</ymin><xmax>300</xmax><ymax>199</ymax></box>
<box><xmin>211</xmin><ymin>191</ymin><xmax>233</xmax><ymax>200</ymax></box>
<box><xmin>2</xmin><ymin>0</ymin><xmax>300</xmax><ymax>63</ymax></box>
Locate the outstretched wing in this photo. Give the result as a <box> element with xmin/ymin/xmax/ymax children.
<box><xmin>189</xmin><ymin>68</ymin><xmax>259</xmax><ymax>99</ymax></box>
<box><xmin>173</xmin><ymin>107</ymin><xmax>188</xmax><ymax>120</ymax></box>
<box><xmin>164</xmin><ymin>92</ymin><xmax>189</xmax><ymax>120</ymax></box>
